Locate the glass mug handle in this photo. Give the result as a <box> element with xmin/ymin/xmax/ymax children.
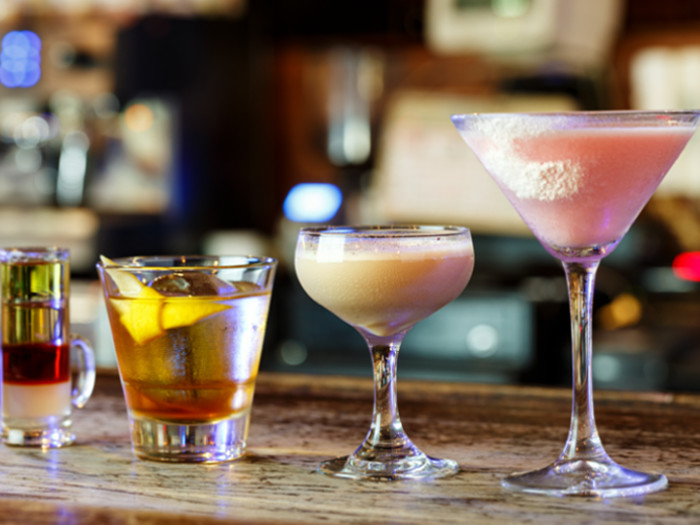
<box><xmin>70</xmin><ymin>334</ymin><xmax>96</xmax><ymax>409</ymax></box>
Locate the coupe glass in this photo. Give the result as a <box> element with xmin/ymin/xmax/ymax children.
<box><xmin>295</xmin><ymin>225</ymin><xmax>474</xmax><ymax>480</ymax></box>
<box><xmin>451</xmin><ymin>110</ymin><xmax>700</xmax><ymax>497</ymax></box>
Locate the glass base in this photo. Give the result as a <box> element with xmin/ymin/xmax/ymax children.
<box><xmin>319</xmin><ymin>452</ymin><xmax>459</xmax><ymax>481</ymax></box>
<box><xmin>502</xmin><ymin>458</ymin><xmax>668</xmax><ymax>498</ymax></box>
<box><xmin>2</xmin><ymin>414</ymin><xmax>75</xmax><ymax>448</ymax></box>
<box><xmin>129</xmin><ymin>411</ymin><xmax>250</xmax><ymax>463</ymax></box>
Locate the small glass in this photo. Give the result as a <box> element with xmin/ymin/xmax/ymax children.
<box><xmin>97</xmin><ymin>255</ymin><xmax>277</xmax><ymax>463</ymax></box>
<box><xmin>295</xmin><ymin>225</ymin><xmax>475</xmax><ymax>480</ymax></box>
<box><xmin>0</xmin><ymin>247</ymin><xmax>95</xmax><ymax>448</ymax></box>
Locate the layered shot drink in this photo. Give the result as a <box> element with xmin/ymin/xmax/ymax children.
<box><xmin>97</xmin><ymin>255</ymin><xmax>277</xmax><ymax>463</ymax></box>
<box><xmin>1</xmin><ymin>247</ymin><xmax>95</xmax><ymax>447</ymax></box>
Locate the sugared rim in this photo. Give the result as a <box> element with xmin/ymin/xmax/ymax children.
<box><xmin>450</xmin><ymin>109</ymin><xmax>700</xmax><ymax>126</ymax></box>
<box><xmin>451</xmin><ymin>109</ymin><xmax>700</xmax><ymax>117</ymax></box>
<box><xmin>97</xmin><ymin>254</ymin><xmax>277</xmax><ymax>270</ymax></box>
<box><xmin>298</xmin><ymin>225</ymin><xmax>470</xmax><ymax>237</ymax></box>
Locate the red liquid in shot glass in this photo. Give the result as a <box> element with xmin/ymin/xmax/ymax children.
<box><xmin>2</xmin><ymin>342</ymin><xmax>72</xmax><ymax>420</ymax></box>
<box><xmin>3</xmin><ymin>342</ymin><xmax>70</xmax><ymax>385</ymax></box>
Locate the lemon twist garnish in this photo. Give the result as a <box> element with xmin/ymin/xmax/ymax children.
<box><xmin>100</xmin><ymin>255</ymin><xmax>229</xmax><ymax>344</ymax></box>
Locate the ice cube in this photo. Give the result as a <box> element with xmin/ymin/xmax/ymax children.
<box><xmin>231</xmin><ymin>281</ymin><xmax>262</xmax><ymax>294</ymax></box>
<box><xmin>149</xmin><ymin>272</ymin><xmax>239</xmax><ymax>297</ymax></box>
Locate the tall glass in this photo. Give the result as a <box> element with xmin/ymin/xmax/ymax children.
<box><xmin>97</xmin><ymin>255</ymin><xmax>276</xmax><ymax>463</ymax></box>
<box><xmin>295</xmin><ymin>225</ymin><xmax>474</xmax><ymax>480</ymax></box>
<box><xmin>451</xmin><ymin>110</ymin><xmax>700</xmax><ymax>497</ymax></box>
<box><xmin>1</xmin><ymin>247</ymin><xmax>95</xmax><ymax>448</ymax></box>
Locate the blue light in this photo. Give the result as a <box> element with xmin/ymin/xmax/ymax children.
<box><xmin>1</xmin><ymin>30</ymin><xmax>41</xmax><ymax>88</ymax></box>
<box><xmin>283</xmin><ymin>183</ymin><xmax>343</xmax><ymax>223</ymax></box>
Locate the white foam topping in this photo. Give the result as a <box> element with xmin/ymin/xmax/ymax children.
<box><xmin>469</xmin><ymin>115</ymin><xmax>583</xmax><ymax>201</ymax></box>
<box><xmin>305</xmin><ymin>236</ymin><xmax>473</xmax><ymax>263</ymax></box>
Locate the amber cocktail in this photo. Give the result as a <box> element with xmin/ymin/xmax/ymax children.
<box><xmin>97</xmin><ymin>255</ymin><xmax>277</xmax><ymax>463</ymax></box>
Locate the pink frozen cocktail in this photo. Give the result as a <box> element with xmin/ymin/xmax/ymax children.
<box><xmin>452</xmin><ymin>110</ymin><xmax>699</xmax><ymax>498</ymax></box>
<box><xmin>455</xmin><ymin>114</ymin><xmax>695</xmax><ymax>260</ymax></box>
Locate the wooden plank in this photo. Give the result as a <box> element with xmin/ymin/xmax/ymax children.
<box><xmin>0</xmin><ymin>372</ymin><xmax>696</xmax><ymax>524</ymax></box>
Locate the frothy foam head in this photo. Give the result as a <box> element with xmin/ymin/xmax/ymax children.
<box><xmin>469</xmin><ymin>115</ymin><xmax>583</xmax><ymax>201</ymax></box>
<box><xmin>303</xmin><ymin>235</ymin><xmax>473</xmax><ymax>263</ymax></box>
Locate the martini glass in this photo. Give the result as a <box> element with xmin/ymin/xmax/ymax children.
<box><xmin>295</xmin><ymin>225</ymin><xmax>474</xmax><ymax>480</ymax></box>
<box><xmin>451</xmin><ymin>110</ymin><xmax>700</xmax><ymax>497</ymax></box>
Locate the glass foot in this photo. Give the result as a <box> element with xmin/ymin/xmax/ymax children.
<box><xmin>2</xmin><ymin>426</ymin><xmax>75</xmax><ymax>448</ymax></box>
<box><xmin>502</xmin><ymin>458</ymin><xmax>667</xmax><ymax>498</ymax></box>
<box><xmin>2</xmin><ymin>414</ymin><xmax>76</xmax><ymax>448</ymax></box>
<box><xmin>319</xmin><ymin>452</ymin><xmax>458</xmax><ymax>481</ymax></box>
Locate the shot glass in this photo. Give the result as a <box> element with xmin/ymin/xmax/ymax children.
<box><xmin>96</xmin><ymin>255</ymin><xmax>277</xmax><ymax>463</ymax></box>
<box><xmin>0</xmin><ymin>247</ymin><xmax>96</xmax><ymax>448</ymax></box>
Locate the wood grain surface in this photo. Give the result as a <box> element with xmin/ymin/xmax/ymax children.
<box><xmin>0</xmin><ymin>372</ymin><xmax>698</xmax><ymax>524</ymax></box>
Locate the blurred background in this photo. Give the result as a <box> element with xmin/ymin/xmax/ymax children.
<box><xmin>3</xmin><ymin>0</ymin><xmax>700</xmax><ymax>390</ymax></box>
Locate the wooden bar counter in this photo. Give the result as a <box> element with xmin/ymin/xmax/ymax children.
<box><xmin>1</xmin><ymin>372</ymin><xmax>699</xmax><ymax>524</ymax></box>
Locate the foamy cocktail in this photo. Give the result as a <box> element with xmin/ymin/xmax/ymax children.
<box><xmin>295</xmin><ymin>225</ymin><xmax>474</xmax><ymax>480</ymax></box>
<box><xmin>452</xmin><ymin>110</ymin><xmax>700</xmax><ymax>497</ymax></box>
<box><xmin>457</xmin><ymin>114</ymin><xmax>695</xmax><ymax>258</ymax></box>
<box><xmin>97</xmin><ymin>255</ymin><xmax>277</xmax><ymax>463</ymax></box>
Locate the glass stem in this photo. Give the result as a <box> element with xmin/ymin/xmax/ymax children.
<box><xmin>561</xmin><ymin>260</ymin><xmax>609</xmax><ymax>464</ymax></box>
<box><xmin>356</xmin><ymin>332</ymin><xmax>413</xmax><ymax>458</ymax></box>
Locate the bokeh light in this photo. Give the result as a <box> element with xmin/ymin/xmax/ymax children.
<box><xmin>283</xmin><ymin>183</ymin><xmax>343</xmax><ymax>223</ymax></box>
<box><xmin>124</xmin><ymin>103</ymin><xmax>154</xmax><ymax>132</ymax></box>
<box><xmin>673</xmin><ymin>251</ymin><xmax>700</xmax><ymax>281</ymax></box>
<box><xmin>0</xmin><ymin>30</ymin><xmax>41</xmax><ymax>88</ymax></box>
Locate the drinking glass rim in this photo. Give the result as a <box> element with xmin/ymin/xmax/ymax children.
<box><xmin>298</xmin><ymin>225</ymin><xmax>470</xmax><ymax>238</ymax></box>
<box><xmin>97</xmin><ymin>255</ymin><xmax>277</xmax><ymax>270</ymax></box>
<box><xmin>450</xmin><ymin>109</ymin><xmax>700</xmax><ymax>125</ymax></box>
<box><xmin>0</xmin><ymin>246</ymin><xmax>69</xmax><ymax>263</ymax></box>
